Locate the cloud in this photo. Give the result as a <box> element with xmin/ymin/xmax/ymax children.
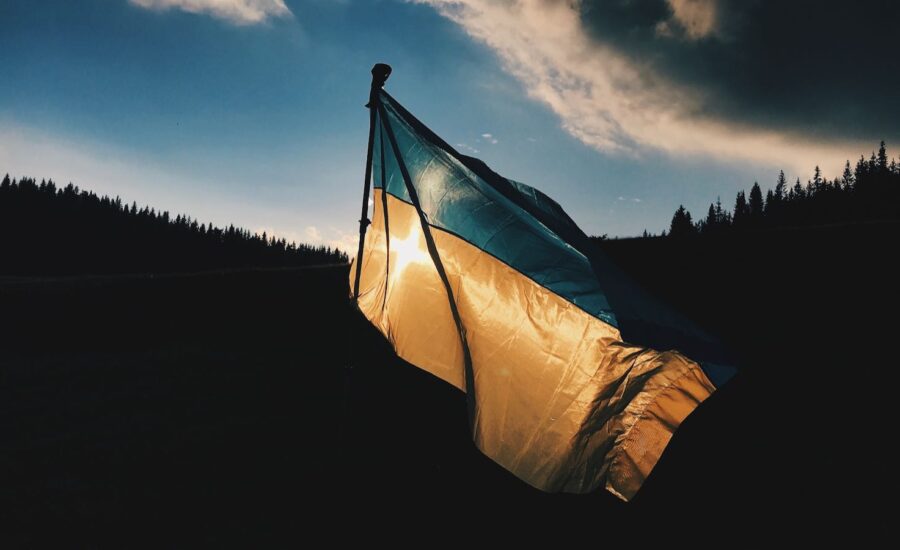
<box><xmin>129</xmin><ymin>0</ymin><xmax>292</xmax><ymax>25</ymax></box>
<box><xmin>480</xmin><ymin>133</ymin><xmax>498</xmax><ymax>144</ymax></box>
<box><xmin>330</xmin><ymin>230</ymin><xmax>360</xmax><ymax>256</ymax></box>
<box><xmin>258</xmin><ymin>224</ymin><xmax>354</xmax><ymax>253</ymax></box>
<box><xmin>255</xmin><ymin>225</ymin><xmax>299</xmax><ymax>241</ymax></box>
<box><xmin>416</xmin><ymin>0</ymin><xmax>897</xmax><ymax>175</ymax></box>
<box><xmin>300</xmin><ymin>224</ymin><xmax>358</xmax><ymax>255</ymax></box>
<box><xmin>304</xmin><ymin>225</ymin><xmax>323</xmax><ymax>242</ymax></box>
<box><xmin>455</xmin><ymin>143</ymin><xmax>480</xmax><ymax>154</ymax></box>
<box><xmin>663</xmin><ymin>0</ymin><xmax>718</xmax><ymax>39</ymax></box>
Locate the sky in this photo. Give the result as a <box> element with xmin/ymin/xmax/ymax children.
<box><xmin>2</xmin><ymin>0</ymin><xmax>897</xmax><ymax>249</ymax></box>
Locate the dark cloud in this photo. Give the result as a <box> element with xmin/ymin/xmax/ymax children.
<box><xmin>580</xmin><ymin>0</ymin><xmax>900</xmax><ymax>145</ymax></box>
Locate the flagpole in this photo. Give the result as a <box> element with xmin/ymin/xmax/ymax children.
<box><xmin>352</xmin><ymin>63</ymin><xmax>392</xmax><ymax>301</ymax></box>
<box><xmin>343</xmin><ymin>63</ymin><xmax>392</xmax><ymax>467</ymax></box>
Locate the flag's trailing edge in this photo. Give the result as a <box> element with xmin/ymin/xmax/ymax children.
<box><xmin>351</xmin><ymin>81</ymin><xmax>736</xmax><ymax>501</ymax></box>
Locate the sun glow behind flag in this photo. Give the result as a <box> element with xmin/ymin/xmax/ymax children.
<box><xmin>351</xmin><ymin>79</ymin><xmax>734</xmax><ymax>501</ymax></box>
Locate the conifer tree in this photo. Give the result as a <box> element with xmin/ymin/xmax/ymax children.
<box><xmin>669</xmin><ymin>205</ymin><xmax>696</xmax><ymax>237</ymax></box>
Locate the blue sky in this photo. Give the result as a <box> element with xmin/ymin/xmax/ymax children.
<box><xmin>2</xmin><ymin>0</ymin><xmax>886</xmax><ymax>249</ymax></box>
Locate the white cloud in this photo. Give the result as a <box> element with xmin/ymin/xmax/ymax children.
<box><xmin>304</xmin><ymin>225</ymin><xmax>323</xmax><ymax>242</ymax></box>
<box><xmin>300</xmin><ymin>224</ymin><xmax>358</xmax><ymax>255</ymax></box>
<box><xmin>455</xmin><ymin>143</ymin><xmax>480</xmax><ymax>154</ymax></box>
<box><xmin>330</xmin><ymin>230</ymin><xmax>359</xmax><ymax>256</ymax></box>
<box><xmin>258</xmin><ymin>225</ymin><xmax>350</xmax><ymax>251</ymax></box>
<box><xmin>129</xmin><ymin>0</ymin><xmax>292</xmax><ymax>25</ymax></box>
<box><xmin>255</xmin><ymin>225</ymin><xmax>299</xmax><ymax>241</ymax></box>
<box><xmin>480</xmin><ymin>132</ymin><xmax>498</xmax><ymax>144</ymax></box>
<box><xmin>415</xmin><ymin>0</ymin><xmax>863</xmax><ymax>175</ymax></box>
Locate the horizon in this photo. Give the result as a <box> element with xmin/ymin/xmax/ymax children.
<box><xmin>2</xmin><ymin>1</ymin><xmax>898</xmax><ymax>250</ymax></box>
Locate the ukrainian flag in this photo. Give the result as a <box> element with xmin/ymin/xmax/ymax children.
<box><xmin>351</xmin><ymin>74</ymin><xmax>734</xmax><ymax>501</ymax></box>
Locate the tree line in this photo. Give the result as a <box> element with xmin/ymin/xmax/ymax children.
<box><xmin>0</xmin><ymin>175</ymin><xmax>348</xmax><ymax>275</ymax></box>
<box><xmin>667</xmin><ymin>141</ymin><xmax>900</xmax><ymax>238</ymax></box>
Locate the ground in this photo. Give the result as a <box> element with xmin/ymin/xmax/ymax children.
<box><xmin>2</xmin><ymin>223</ymin><xmax>896</xmax><ymax>545</ymax></box>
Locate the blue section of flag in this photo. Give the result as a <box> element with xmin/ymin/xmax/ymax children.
<box><xmin>378</xmin><ymin>91</ymin><xmax>618</xmax><ymax>327</ymax></box>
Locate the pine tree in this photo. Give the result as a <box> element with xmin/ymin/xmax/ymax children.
<box><xmin>877</xmin><ymin>141</ymin><xmax>888</xmax><ymax>172</ymax></box>
<box><xmin>792</xmin><ymin>178</ymin><xmax>804</xmax><ymax>200</ymax></box>
<box><xmin>812</xmin><ymin>166</ymin><xmax>823</xmax><ymax>193</ymax></box>
<box><xmin>669</xmin><ymin>205</ymin><xmax>696</xmax><ymax>237</ymax></box>
<box><xmin>774</xmin><ymin>170</ymin><xmax>787</xmax><ymax>200</ymax></box>
<box><xmin>733</xmin><ymin>190</ymin><xmax>749</xmax><ymax>226</ymax></box>
<box><xmin>841</xmin><ymin>160</ymin><xmax>854</xmax><ymax>190</ymax></box>
<box><xmin>855</xmin><ymin>155</ymin><xmax>868</xmax><ymax>182</ymax></box>
<box><xmin>704</xmin><ymin>202</ymin><xmax>717</xmax><ymax>233</ymax></box>
<box><xmin>749</xmin><ymin>182</ymin><xmax>764</xmax><ymax>219</ymax></box>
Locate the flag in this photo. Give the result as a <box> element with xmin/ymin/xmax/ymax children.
<box><xmin>351</xmin><ymin>83</ymin><xmax>735</xmax><ymax>501</ymax></box>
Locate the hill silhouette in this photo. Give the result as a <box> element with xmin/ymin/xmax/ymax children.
<box><xmin>0</xmin><ymin>174</ymin><xmax>348</xmax><ymax>276</ymax></box>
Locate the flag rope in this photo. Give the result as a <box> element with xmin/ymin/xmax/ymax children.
<box><xmin>377</xmin><ymin>100</ymin><xmax>478</xmax><ymax>430</ymax></box>
<box><xmin>379</xmin><ymin>121</ymin><xmax>391</xmax><ymax>310</ymax></box>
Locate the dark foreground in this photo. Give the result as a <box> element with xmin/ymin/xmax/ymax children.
<box><xmin>2</xmin><ymin>223</ymin><xmax>896</xmax><ymax>545</ymax></box>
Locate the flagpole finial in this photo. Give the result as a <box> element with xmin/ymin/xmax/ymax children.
<box><xmin>371</xmin><ymin>63</ymin><xmax>392</xmax><ymax>89</ymax></box>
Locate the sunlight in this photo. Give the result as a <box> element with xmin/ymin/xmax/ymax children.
<box><xmin>390</xmin><ymin>215</ymin><xmax>430</xmax><ymax>281</ymax></box>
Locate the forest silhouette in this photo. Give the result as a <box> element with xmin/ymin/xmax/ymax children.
<box><xmin>0</xmin><ymin>175</ymin><xmax>347</xmax><ymax>275</ymax></box>
<box><xmin>666</xmin><ymin>141</ymin><xmax>900</xmax><ymax>238</ymax></box>
<box><xmin>4</xmin><ymin>141</ymin><xmax>898</xmax><ymax>277</ymax></box>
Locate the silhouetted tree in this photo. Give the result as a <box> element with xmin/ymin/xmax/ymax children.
<box><xmin>748</xmin><ymin>182</ymin><xmax>764</xmax><ymax>219</ymax></box>
<box><xmin>841</xmin><ymin>161</ymin><xmax>854</xmax><ymax>190</ymax></box>
<box><xmin>732</xmin><ymin>190</ymin><xmax>749</xmax><ymax>228</ymax></box>
<box><xmin>704</xmin><ymin>203</ymin><xmax>717</xmax><ymax>231</ymax></box>
<box><xmin>764</xmin><ymin>189</ymin><xmax>775</xmax><ymax>215</ymax></box>
<box><xmin>877</xmin><ymin>141</ymin><xmax>889</xmax><ymax>173</ymax></box>
<box><xmin>774</xmin><ymin>171</ymin><xmax>787</xmax><ymax>200</ymax></box>
<box><xmin>791</xmin><ymin>178</ymin><xmax>804</xmax><ymax>201</ymax></box>
<box><xmin>669</xmin><ymin>205</ymin><xmax>696</xmax><ymax>237</ymax></box>
<box><xmin>812</xmin><ymin>166</ymin><xmax>824</xmax><ymax>193</ymax></box>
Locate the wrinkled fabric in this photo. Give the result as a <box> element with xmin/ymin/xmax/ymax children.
<box><xmin>351</xmin><ymin>90</ymin><xmax>729</xmax><ymax>500</ymax></box>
